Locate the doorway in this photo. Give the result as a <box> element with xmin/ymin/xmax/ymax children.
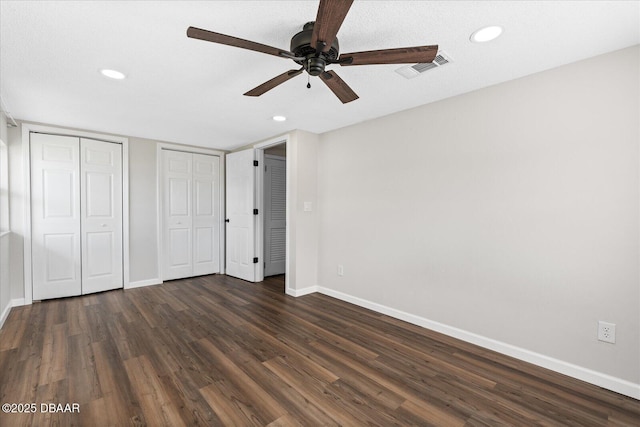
<box><xmin>224</xmin><ymin>137</ymin><xmax>289</xmax><ymax>291</ymax></box>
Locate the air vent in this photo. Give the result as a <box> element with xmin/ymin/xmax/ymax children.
<box><xmin>396</xmin><ymin>51</ymin><xmax>452</xmax><ymax>79</ymax></box>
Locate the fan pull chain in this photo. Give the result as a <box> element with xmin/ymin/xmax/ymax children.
<box><xmin>307</xmin><ymin>74</ymin><xmax>311</xmax><ymax>89</ymax></box>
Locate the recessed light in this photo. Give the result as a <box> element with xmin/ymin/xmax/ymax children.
<box><xmin>272</xmin><ymin>115</ymin><xmax>286</xmax><ymax>122</ymax></box>
<box><xmin>470</xmin><ymin>26</ymin><xmax>503</xmax><ymax>43</ymax></box>
<box><xmin>100</xmin><ymin>69</ymin><xmax>126</xmax><ymax>80</ymax></box>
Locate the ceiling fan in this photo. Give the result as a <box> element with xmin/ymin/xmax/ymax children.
<box><xmin>187</xmin><ymin>0</ymin><xmax>438</xmax><ymax>104</ymax></box>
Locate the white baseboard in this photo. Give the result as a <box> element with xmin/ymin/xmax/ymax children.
<box><xmin>286</xmin><ymin>285</ymin><xmax>318</xmax><ymax>297</ymax></box>
<box><xmin>316</xmin><ymin>286</ymin><xmax>640</xmax><ymax>400</ymax></box>
<box><xmin>0</xmin><ymin>301</ymin><xmax>11</xmax><ymax>330</ymax></box>
<box><xmin>126</xmin><ymin>278</ymin><xmax>162</xmax><ymax>289</ymax></box>
<box><xmin>0</xmin><ymin>298</ymin><xmax>26</xmax><ymax>330</ymax></box>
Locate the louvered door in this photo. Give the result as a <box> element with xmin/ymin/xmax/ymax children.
<box><xmin>264</xmin><ymin>156</ymin><xmax>286</xmax><ymax>277</ymax></box>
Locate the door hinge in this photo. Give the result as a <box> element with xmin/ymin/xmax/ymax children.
<box><xmin>253</xmin><ymin>160</ymin><xmax>259</xmax><ymax>167</ymax></box>
<box><xmin>253</xmin><ymin>209</ymin><xmax>259</xmax><ymax>215</ymax></box>
<box><xmin>253</xmin><ymin>257</ymin><xmax>259</xmax><ymax>264</ymax></box>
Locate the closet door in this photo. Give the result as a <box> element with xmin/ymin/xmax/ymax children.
<box><xmin>192</xmin><ymin>153</ymin><xmax>220</xmax><ymax>276</ymax></box>
<box><xmin>163</xmin><ymin>150</ymin><xmax>193</xmax><ymax>280</ymax></box>
<box><xmin>31</xmin><ymin>134</ymin><xmax>82</xmax><ymax>300</ymax></box>
<box><xmin>80</xmin><ymin>138</ymin><xmax>123</xmax><ymax>294</ymax></box>
<box><xmin>162</xmin><ymin>150</ymin><xmax>221</xmax><ymax>280</ymax></box>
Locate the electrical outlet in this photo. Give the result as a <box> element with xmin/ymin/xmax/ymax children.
<box><xmin>337</xmin><ymin>265</ymin><xmax>344</xmax><ymax>276</ymax></box>
<box><xmin>598</xmin><ymin>321</ymin><xmax>616</xmax><ymax>344</ymax></box>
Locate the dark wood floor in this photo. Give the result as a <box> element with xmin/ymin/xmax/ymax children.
<box><xmin>1</xmin><ymin>274</ymin><xmax>639</xmax><ymax>426</ymax></box>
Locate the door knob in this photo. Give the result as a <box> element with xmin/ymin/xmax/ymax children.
<box><xmin>225</xmin><ymin>219</ymin><xmax>230</xmax><ymax>223</ymax></box>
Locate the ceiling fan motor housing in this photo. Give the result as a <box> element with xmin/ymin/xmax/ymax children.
<box><xmin>291</xmin><ymin>21</ymin><xmax>339</xmax><ymax>76</ymax></box>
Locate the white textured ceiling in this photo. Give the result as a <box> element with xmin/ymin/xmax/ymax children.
<box><xmin>1</xmin><ymin>1</ymin><xmax>638</xmax><ymax>150</ymax></box>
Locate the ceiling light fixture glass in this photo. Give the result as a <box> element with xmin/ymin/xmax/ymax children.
<box><xmin>100</xmin><ymin>69</ymin><xmax>126</xmax><ymax>80</ymax></box>
<box><xmin>272</xmin><ymin>115</ymin><xmax>287</xmax><ymax>122</ymax></box>
<box><xmin>470</xmin><ymin>26</ymin><xmax>503</xmax><ymax>43</ymax></box>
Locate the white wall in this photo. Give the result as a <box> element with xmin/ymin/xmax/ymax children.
<box><xmin>7</xmin><ymin>125</ymin><xmax>24</xmax><ymax>303</ymax></box>
<box><xmin>128</xmin><ymin>137</ymin><xmax>159</xmax><ymax>283</ymax></box>
<box><xmin>317</xmin><ymin>46</ymin><xmax>640</xmax><ymax>393</ymax></box>
<box><xmin>0</xmin><ymin>233</ymin><xmax>9</xmax><ymax>327</ymax></box>
<box><xmin>0</xmin><ymin>112</ymin><xmax>11</xmax><ymax>327</ymax></box>
<box><xmin>286</xmin><ymin>130</ymin><xmax>319</xmax><ymax>294</ymax></box>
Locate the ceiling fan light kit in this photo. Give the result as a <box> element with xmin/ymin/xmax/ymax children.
<box><xmin>291</xmin><ymin>21</ymin><xmax>340</xmax><ymax>76</ymax></box>
<box><xmin>187</xmin><ymin>0</ymin><xmax>438</xmax><ymax>103</ymax></box>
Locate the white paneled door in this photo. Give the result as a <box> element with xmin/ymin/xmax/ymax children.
<box><xmin>225</xmin><ymin>149</ymin><xmax>256</xmax><ymax>282</ymax></box>
<box><xmin>163</xmin><ymin>150</ymin><xmax>192</xmax><ymax>280</ymax></box>
<box><xmin>31</xmin><ymin>134</ymin><xmax>82</xmax><ymax>299</ymax></box>
<box><xmin>264</xmin><ymin>156</ymin><xmax>286</xmax><ymax>277</ymax></box>
<box><xmin>80</xmin><ymin>138</ymin><xmax>123</xmax><ymax>294</ymax></box>
<box><xmin>192</xmin><ymin>153</ymin><xmax>220</xmax><ymax>276</ymax></box>
<box><xmin>31</xmin><ymin>133</ymin><xmax>123</xmax><ymax>300</ymax></box>
<box><xmin>162</xmin><ymin>150</ymin><xmax>220</xmax><ymax>281</ymax></box>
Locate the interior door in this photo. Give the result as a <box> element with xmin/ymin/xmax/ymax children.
<box><xmin>31</xmin><ymin>133</ymin><xmax>82</xmax><ymax>300</ymax></box>
<box><xmin>192</xmin><ymin>153</ymin><xmax>220</xmax><ymax>276</ymax></box>
<box><xmin>80</xmin><ymin>138</ymin><xmax>123</xmax><ymax>294</ymax></box>
<box><xmin>225</xmin><ymin>149</ymin><xmax>256</xmax><ymax>282</ymax></box>
<box><xmin>163</xmin><ymin>150</ymin><xmax>193</xmax><ymax>280</ymax></box>
<box><xmin>264</xmin><ymin>156</ymin><xmax>286</xmax><ymax>277</ymax></box>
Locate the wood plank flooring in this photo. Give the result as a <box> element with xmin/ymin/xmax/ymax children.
<box><xmin>1</xmin><ymin>274</ymin><xmax>639</xmax><ymax>426</ymax></box>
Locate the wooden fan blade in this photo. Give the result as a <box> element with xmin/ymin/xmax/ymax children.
<box><xmin>187</xmin><ymin>26</ymin><xmax>294</xmax><ymax>58</ymax></box>
<box><xmin>244</xmin><ymin>69</ymin><xmax>304</xmax><ymax>97</ymax></box>
<box><xmin>311</xmin><ymin>0</ymin><xmax>354</xmax><ymax>52</ymax></box>
<box><xmin>340</xmin><ymin>45</ymin><xmax>439</xmax><ymax>66</ymax></box>
<box><xmin>319</xmin><ymin>70</ymin><xmax>359</xmax><ymax>104</ymax></box>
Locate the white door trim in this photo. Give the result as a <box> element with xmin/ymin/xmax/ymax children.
<box><xmin>253</xmin><ymin>135</ymin><xmax>290</xmax><ymax>291</ymax></box>
<box><xmin>22</xmin><ymin>123</ymin><xmax>130</xmax><ymax>305</ymax></box>
<box><xmin>156</xmin><ymin>143</ymin><xmax>226</xmax><ymax>281</ymax></box>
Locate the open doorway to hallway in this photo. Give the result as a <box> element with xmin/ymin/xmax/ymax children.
<box><xmin>225</xmin><ymin>137</ymin><xmax>289</xmax><ymax>291</ymax></box>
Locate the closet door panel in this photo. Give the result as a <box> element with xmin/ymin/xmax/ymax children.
<box><xmin>80</xmin><ymin>138</ymin><xmax>123</xmax><ymax>294</ymax></box>
<box><xmin>169</xmin><ymin>228</ymin><xmax>191</xmax><ymax>266</ymax></box>
<box><xmin>31</xmin><ymin>133</ymin><xmax>82</xmax><ymax>300</ymax></box>
<box><xmin>192</xmin><ymin>153</ymin><xmax>220</xmax><ymax>276</ymax></box>
<box><xmin>162</xmin><ymin>150</ymin><xmax>220</xmax><ymax>280</ymax></box>
<box><xmin>163</xmin><ymin>150</ymin><xmax>193</xmax><ymax>280</ymax></box>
